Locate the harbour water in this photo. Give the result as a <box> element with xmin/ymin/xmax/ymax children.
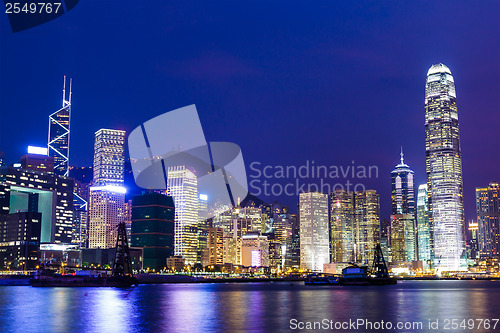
<box><xmin>0</xmin><ymin>280</ymin><xmax>499</xmax><ymax>332</ymax></box>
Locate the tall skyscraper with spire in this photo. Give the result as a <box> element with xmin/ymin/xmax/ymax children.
<box><xmin>425</xmin><ymin>63</ymin><xmax>465</xmax><ymax>270</ymax></box>
<box><xmin>48</xmin><ymin>76</ymin><xmax>72</xmax><ymax>177</ymax></box>
<box><xmin>391</xmin><ymin>148</ymin><xmax>415</xmax><ymax>215</ymax></box>
<box><xmin>390</xmin><ymin>148</ymin><xmax>416</xmax><ymax>262</ymax></box>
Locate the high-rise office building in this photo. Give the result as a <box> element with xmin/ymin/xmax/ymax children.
<box><xmin>416</xmin><ymin>184</ymin><xmax>433</xmax><ymax>262</ymax></box>
<box><xmin>0</xmin><ymin>151</ymin><xmax>4</xmax><ymax>167</ymax></box>
<box><xmin>0</xmin><ymin>212</ymin><xmax>41</xmax><ymax>270</ymax></box>
<box><xmin>241</xmin><ymin>232</ymin><xmax>269</xmax><ymax>267</ymax></box>
<box><xmin>467</xmin><ymin>221</ymin><xmax>479</xmax><ymax>260</ymax></box>
<box><xmin>131</xmin><ymin>192</ymin><xmax>175</xmax><ymax>271</ymax></box>
<box><xmin>425</xmin><ymin>63</ymin><xmax>465</xmax><ymax>270</ymax></box>
<box><xmin>88</xmin><ymin>129</ymin><xmax>126</xmax><ymax>249</ymax></box>
<box><xmin>167</xmin><ymin>166</ymin><xmax>199</xmax><ymax>264</ymax></box>
<box><xmin>390</xmin><ymin>150</ymin><xmax>416</xmax><ymax>262</ymax></box>
<box><xmin>330</xmin><ymin>190</ymin><xmax>355</xmax><ymax>262</ymax></box>
<box><xmin>299</xmin><ymin>192</ymin><xmax>329</xmax><ymax>272</ymax></box>
<box><xmin>476</xmin><ymin>182</ymin><xmax>500</xmax><ymax>259</ymax></box>
<box><xmin>0</xmin><ymin>163</ymin><xmax>74</xmax><ymax>244</ymax></box>
<box><xmin>391</xmin><ymin>149</ymin><xmax>415</xmax><ymax>215</ymax></box>
<box><xmin>92</xmin><ymin>129</ymin><xmax>126</xmax><ymax>186</ymax></box>
<box><xmin>69</xmin><ymin>166</ymin><xmax>92</xmax><ymax>247</ymax></box>
<box><xmin>48</xmin><ymin>76</ymin><xmax>72</xmax><ymax>177</ymax></box>
<box><xmin>390</xmin><ymin>214</ymin><xmax>416</xmax><ymax>262</ymax></box>
<box><xmin>206</xmin><ymin>227</ymin><xmax>224</xmax><ymax>266</ymax></box>
<box><xmin>354</xmin><ymin>190</ymin><xmax>381</xmax><ymax>264</ymax></box>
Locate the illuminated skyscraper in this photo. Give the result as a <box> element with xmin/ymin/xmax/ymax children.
<box><xmin>48</xmin><ymin>76</ymin><xmax>72</xmax><ymax>177</ymax></box>
<box><xmin>354</xmin><ymin>190</ymin><xmax>380</xmax><ymax>264</ymax></box>
<box><xmin>330</xmin><ymin>190</ymin><xmax>355</xmax><ymax>262</ymax></box>
<box><xmin>92</xmin><ymin>129</ymin><xmax>126</xmax><ymax>186</ymax></box>
<box><xmin>416</xmin><ymin>184</ymin><xmax>433</xmax><ymax>261</ymax></box>
<box><xmin>391</xmin><ymin>148</ymin><xmax>415</xmax><ymax>215</ymax></box>
<box><xmin>390</xmin><ymin>214</ymin><xmax>416</xmax><ymax>262</ymax></box>
<box><xmin>167</xmin><ymin>166</ymin><xmax>199</xmax><ymax>264</ymax></box>
<box><xmin>390</xmin><ymin>149</ymin><xmax>416</xmax><ymax>262</ymax></box>
<box><xmin>88</xmin><ymin>129</ymin><xmax>126</xmax><ymax>249</ymax></box>
<box><xmin>425</xmin><ymin>63</ymin><xmax>465</xmax><ymax>270</ymax></box>
<box><xmin>476</xmin><ymin>182</ymin><xmax>500</xmax><ymax>259</ymax></box>
<box><xmin>299</xmin><ymin>192</ymin><xmax>329</xmax><ymax>272</ymax></box>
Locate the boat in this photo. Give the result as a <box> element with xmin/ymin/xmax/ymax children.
<box><xmin>305</xmin><ymin>244</ymin><xmax>397</xmax><ymax>286</ymax></box>
<box><xmin>30</xmin><ymin>222</ymin><xmax>139</xmax><ymax>288</ymax></box>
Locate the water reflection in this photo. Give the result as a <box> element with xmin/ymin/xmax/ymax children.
<box><xmin>0</xmin><ymin>281</ymin><xmax>499</xmax><ymax>333</ymax></box>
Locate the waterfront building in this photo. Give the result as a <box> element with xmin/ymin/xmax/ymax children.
<box><xmin>391</xmin><ymin>148</ymin><xmax>415</xmax><ymax>215</ymax></box>
<box><xmin>330</xmin><ymin>190</ymin><xmax>355</xmax><ymax>262</ymax></box>
<box><xmin>69</xmin><ymin>166</ymin><xmax>92</xmax><ymax>248</ymax></box>
<box><xmin>167</xmin><ymin>166</ymin><xmax>199</xmax><ymax>265</ymax></box>
<box><xmin>476</xmin><ymin>182</ymin><xmax>500</xmax><ymax>259</ymax></box>
<box><xmin>354</xmin><ymin>190</ymin><xmax>381</xmax><ymax>264</ymax></box>
<box><xmin>48</xmin><ymin>76</ymin><xmax>72</xmax><ymax>177</ymax></box>
<box><xmin>0</xmin><ymin>164</ymin><xmax>74</xmax><ymax>244</ymax></box>
<box><xmin>241</xmin><ymin>232</ymin><xmax>269</xmax><ymax>267</ymax></box>
<box><xmin>206</xmin><ymin>227</ymin><xmax>224</xmax><ymax>266</ymax></box>
<box><xmin>88</xmin><ymin>129</ymin><xmax>126</xmax><ymax>249</ymax></box>
<box><xmin>390</xmin><ymin>150</ymin><xmax>416</xmax><ymax>262</ymax></box>
<box><xmin>131</xmin><ymin>192</ymin><xmax>175</xmax><ymax>271</ymax></box>
<box><xmin>223</xmin><ymin>233</ymin><xmax>240</xmax><ymax>265</ymax></box>
<box><xmin>416</xmin><ymin>184</ymin><xmax>433</xmax><ymax>261</ymax></box>
<box><xmin>425</xmin><ymin>63</ymin><xmax>465</xmax><ymax>270</ymax></box>
<box><xmin>0</xmin><ymin>212</ymin><xmax>41</xmax><ymax>270</ymax></box>
<box><xmin>390</xmin><ymin>214</ymin><xmax>416</xmax><ymax>262</ymax></box>
<box><xmin>92</xmin><ymin>129</ymin><xmax>126</xmax><ymax>187</ymax></box>
<box><xmin>299</xmin><ymin>192</ymin><xmax>329</xmax><ymax>272</ymax></box>
<box><xmin>467</xmin><ymin>221</ymin><xmax>479</xmax><ymax>260</ymax></box>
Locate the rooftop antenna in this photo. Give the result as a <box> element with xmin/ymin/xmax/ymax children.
<box><xmin>400</xmin><ymin>146</ymin><xmax>404</xmax><ymax>165</ymax></box>
<box><xmin>62</xmin><ymin>75</ymin><xmax>66</xmax><ymax>107</ymax></box>
<box><xmin>69</xmin><ymin>77</ymin><xmax>72</xmax><ymax>105</ymax></box>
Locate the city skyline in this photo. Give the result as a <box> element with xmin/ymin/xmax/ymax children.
<box><xmin>1</xmin><ymin>1</ymin><xmax>498</xmax><ymax>224</ymax></box>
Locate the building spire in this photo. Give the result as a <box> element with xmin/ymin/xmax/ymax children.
<box><xmin>400</xmin><ymin>146</ymin><xmax>404</xmax><ymax>165</ymax></box>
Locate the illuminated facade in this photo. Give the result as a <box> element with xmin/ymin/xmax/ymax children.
<box><xmin>88</xmin><ymin>187</ymin><xmax>126</xmax><ymax>249</ymax></box>
<box><xmin>330</xmin><ymin>190</ymin><xmax>355</xmax><ymax>262</ymax></box>
<box><xmin>299</xmin><ymin>192</ymin><xmax>329</xmax><ymax>271</ymax></box>
<box><xmin>390</xmin><ymin>150</ymin><xmax>416</xmax><ymax>262</ymax></box>
<box><xmin>391</xmin><ymin>149</ymin><xmax>415</xmax><ymax>215</ymax></box>
<box><xmin>92</xmin><ymin>129</ymin><xmax>126</xmax><ymax>186</ymax></box>
<box><xmin>241</xmin><ymin>232</ymin><xmax>269</xmax><ymax>267</ymax></box>
<box><xmin>0</xmin><ymin>165</ymin><xmax>74</xmax><ymax>244</ymax></box>
<box><xmin>167</xmin><ymin>166</ymin><xmax>199</xmax><ymax>264</ymax></box>
<box><xmin>425</xmin><ymin>63</ymin><xmax>465</xmax><ymax>270</ymax></box>
<box><xmin>416</xmin><ymin>184</ymin><xmax>433</xmax><ymax>261</ymax></box>
<box><xmin>48</xmin><ymin>76</ymin><xmax>72</xmax><ymax>177</ymax></box>
<box><xmin>88</xmin><ymin>128</ymin><xmax>126</xmax><ymax>249</ymax></box>
<box><xmin>390</xmin><ymin>214</ymin><xmax>416</xmax><ymax>262</ymax></box>
<box><xmin>206</xmin><ymin>227</ymin><xmax>224</xmax><ymax>266</ymax></box>
<box><xmin>0</xmin><ymin>212</ymin><xmax>41</xmax><ymax>270</ymax></box>
<box><xmin>476</xmin><ymin>182</ymin><xmax>500</xmax><ymax>259</ymax></box>
<box><xmin>354</xmin><ymin>190</ymin><xmax>381</xmax><ymax>264</ymax></box>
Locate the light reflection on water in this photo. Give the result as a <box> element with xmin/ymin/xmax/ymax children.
<box><xmin>0</xmin><ymin>280</ymin><xmax>499</xmax><ymax>333</ymax></box>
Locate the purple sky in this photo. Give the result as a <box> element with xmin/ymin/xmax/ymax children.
<box><xmin>0</xmin><ymin>1</ymin><xmax>499</xmax><ymax>221</ymax></box>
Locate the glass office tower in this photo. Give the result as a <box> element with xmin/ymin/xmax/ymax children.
<box><xmin>425</xmin><ymin>63</ymin><xmax>465</xmax><ymax>270</ymax></box>
<box><xmin>299</xmin><ymin>192</ymin><xmax>329</xmax><ymax>272</ymax></box>
<box><xmin>48</xmin><ymin>76</ymin><xmax>72</xmax><ymax>177</ymax></box>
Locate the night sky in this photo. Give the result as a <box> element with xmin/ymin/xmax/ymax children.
<box><xmin>0</xmin><ymin>1</ymin><xmax>499</xmax><ymax>222</ymax></box>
